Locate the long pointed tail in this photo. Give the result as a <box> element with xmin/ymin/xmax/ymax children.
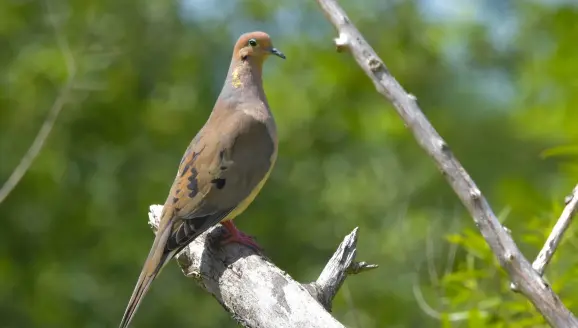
<box><xmin>119</xmin><ymin>268</ymin><xmax>158</xmax><ymax>328</ymax></box>
<box><xmin>119</xmin><ymin>223</ymin><xmax>174</xmax><ymax>328</ymax></box>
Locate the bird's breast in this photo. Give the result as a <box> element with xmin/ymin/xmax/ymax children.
<box><xmin>220</xmin><ymin>112</ymin><xmax>278</xmax><ymax>222</ymax></box>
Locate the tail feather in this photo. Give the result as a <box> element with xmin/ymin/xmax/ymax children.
<box><xmin>119</xmin><ymin>220</ymin><xmax>175</xmax><ymax>328</ymax></box>
<box><xmin>119</xmin><ymin>268</ymin><xmax>157</xmax><ymax>328</ymax></box>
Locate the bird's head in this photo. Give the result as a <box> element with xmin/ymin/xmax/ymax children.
<box><xmin>233</xmin><ymin>31</ymin><xmax>286</xmax><ymax>64</ymax></box>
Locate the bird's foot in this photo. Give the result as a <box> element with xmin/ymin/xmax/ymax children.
<box><xmin>220</xmin><ymin>220</ymin><xmax>262</xmax><ymax>251</ymax></box>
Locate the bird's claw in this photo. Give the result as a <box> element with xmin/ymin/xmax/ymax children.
<box><xmin>220</xmin><ymin>231</ymin><xmax>262</xmax><ymax>251</ymax></box>
<box><xmin>220</xmin><ymin>220</ymin><xmax>262</xmax><ymax>251</ymax></box>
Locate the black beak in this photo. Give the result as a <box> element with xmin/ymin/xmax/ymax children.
<box><xmin>270</xmin><ymin>47</ymin><xmax>286</xmax><ymax>59</ymax></box>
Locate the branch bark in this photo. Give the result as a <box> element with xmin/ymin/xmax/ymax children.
<box><xmin>313</xmin><ymin>0</ymin><xmax>578</xmax><ymax>326</ymax></box>
<box><xmin>148</xmin><ymin>205</ymin><xmax>377</xmax><ymax>328</ymax></box>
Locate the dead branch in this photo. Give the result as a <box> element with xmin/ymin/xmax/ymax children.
<box><xmin>533</xmin><ymin>185</ymin><xmax>578</xmax><ymax>276</ymax></box>
<box><xmin>148</xmin><ymin>204</ymin><xmax>377</xmax><ymax>328</ymax></box>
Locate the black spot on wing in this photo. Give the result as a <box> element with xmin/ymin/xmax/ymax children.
<box><xmin>180</xmin><ymin>163</ymin><xmax>190</xmax><ymax>177</ymax></box>
<box><xmin>211</xmin><ymin>178</ymin><xmax>226</xmax><ymax>189</ymax></box>
<box><xmin>219</xmin><ymin>150</ymin><xmax>226</xmax><ymax>170</ymax></box>
<box><xmin>179</xmin><ymin>140</ymin><xmax>205</xmax><ymax>177</ymax></box>
<box><xmin>180</xmin><ymin>149</ymin><xmax>203</xmax><ymax>178</ymax></box>
<box><xmin>187</xmin><ymin>168</ymin><xmax>199</xmax><ymax>198</ymax></box>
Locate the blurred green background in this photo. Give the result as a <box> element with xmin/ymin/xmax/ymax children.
<box><xmin>1</xmin><ymin>0</ymin><xmax>578</xmax><ymax>327</ymax></box>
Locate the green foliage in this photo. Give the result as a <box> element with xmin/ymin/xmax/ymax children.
<box><xmin>1</xmin><ymin>0</ymin><xmax>578</xmax><ymax>327</ymax></box>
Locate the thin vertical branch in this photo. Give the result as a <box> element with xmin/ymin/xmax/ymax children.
<box><xmin>533</xmin><ymin>185</ymin><xmax>578</xmax><ymax>276</ymax></box>
<box><xmin>0</xmin><ymin>1</ymin><xmax>76</xmax><ymax>204</ymax></box>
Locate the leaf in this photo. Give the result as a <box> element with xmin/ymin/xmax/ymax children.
<box><xmin>541</xmin><ymin>145</ymin><xmax>578</xmax><ymax>158</ymax></box>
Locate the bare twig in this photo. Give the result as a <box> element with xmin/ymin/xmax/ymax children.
<box><xmin>304</xmin><ymin>227</ymin><xmax>378</xmax><ymax>311</ymax></box>
<box><xmin>0</xmin><ymin>1</ymin><xmax>76</xmax><ymax>204</ymax></box>
<box><xmin>148</xmin><ymin>205</ymin><xmax>376</xmax><ymax>328</ymax></box>
<box><xmin>426</xmin><ymin>224</ymin><xmax>439</xmax><ymax>287</ymax></box>
<box><xmin>533</xmin><ymin>185</ymin><xmax>578</xmax><ymax>276</ymax></box>
<box><xmin>412</xmin><ymin>281</ymin><xmax>484</xmax><ymax>322</ymax></box>
<box><xmin>414</xmin><ymin>221</ymin><xmax>468</xmax><ymax>322</ymax></box>
<box><xmin>313</xmin><ymin>0</ymin><xmax>578</xmax><ymax>326</ymax></box>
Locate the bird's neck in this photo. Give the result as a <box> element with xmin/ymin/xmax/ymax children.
<box><xmin>221</xmin><ymin>59</ymin><xmax>265</xmax><ymax>99</ymax></box>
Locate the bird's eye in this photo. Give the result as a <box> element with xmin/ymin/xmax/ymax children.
<box><xmin>248</xmin><ymin>38</ymin><xmax>257</xmax><ymax>47</ymax></box>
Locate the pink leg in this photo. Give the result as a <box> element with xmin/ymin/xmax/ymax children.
<box><xmin>220</xmin><ymin>221</ymin><xmax>262</xmax><ymax>250</ymax></box>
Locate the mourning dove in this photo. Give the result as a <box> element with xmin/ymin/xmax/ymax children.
<box><xmin>119</xmin><ymin>31</ymin><xmax>285</xmax><ymax>328</ymax></box>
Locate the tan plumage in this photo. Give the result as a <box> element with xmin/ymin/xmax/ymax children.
<box><xmin>119</xmin><ymin>31</ymin><xmax>285</xmax><ymax>328</ymax></box>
